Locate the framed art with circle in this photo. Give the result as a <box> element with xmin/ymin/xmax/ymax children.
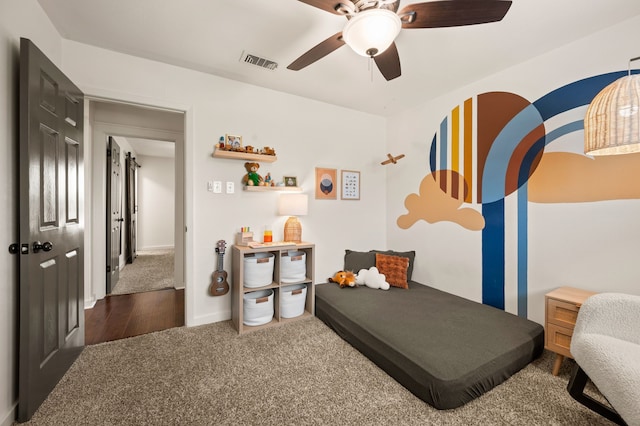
<box><xmin>315</xmin><ymin>167</ymin><xmax>337</xmax><ymax>199</ymax></box>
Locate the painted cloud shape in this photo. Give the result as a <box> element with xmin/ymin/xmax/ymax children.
<box><xmin>397</xmin><ymin>171</ymin><xmax>485</xmax><ymax>231</ymax></box>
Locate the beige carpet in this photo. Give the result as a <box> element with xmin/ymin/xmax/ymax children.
<box><xmin>22</xmin><ymin>317</ymin><xmax>613</xmax><ymax>425</ymax></box>
<box><xmin>111</xmin><ymin>249</ymin><xmax>175</xmax><ymax>295</ymax></box>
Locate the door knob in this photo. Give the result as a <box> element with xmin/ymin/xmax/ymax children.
<box><xmin>32</xmin><ymin>241</ymin><xmax>53</xmax><ymax>253</ymax></box>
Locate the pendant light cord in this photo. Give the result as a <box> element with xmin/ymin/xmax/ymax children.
<box><xmin>628</xmin><ymin>56</ymin><xmax>640</xmax><ymax>76</ymax></box>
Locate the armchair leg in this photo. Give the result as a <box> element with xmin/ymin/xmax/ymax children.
<box><xmin>567</xmin><ymin>363</ymin><xmax>627</xmax><ymax>425</ymax></box>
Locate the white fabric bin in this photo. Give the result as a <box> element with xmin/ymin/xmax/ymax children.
<box><xmin>280</xmin><ymin>251</ymin><xmax>306</xmax><ymax>283</ymax></box>
<box><xmin>280</xmin><ymin>284</ymin><xmax>307</xmax><ymax>318</ymax></box>
<box><xmin>243</xmin><ymin>252</ymin><xmax>275</xmax><ymax>288</ymax></box>
<box><xmin>243</xmin><ymin>289</ymin><xmax>274</xmax><ymax>326</ymax></box>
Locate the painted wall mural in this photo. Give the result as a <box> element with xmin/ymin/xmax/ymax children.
<box><xmin>398</xmin><ymin>71</ymin><xmax>640</xmax><ymax>317</ymax></box>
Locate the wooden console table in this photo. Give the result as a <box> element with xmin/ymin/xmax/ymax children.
<box><xmin>544</xmin><ymin>286</ymin><xmax>597</xmax><ymax>376</ymax></box>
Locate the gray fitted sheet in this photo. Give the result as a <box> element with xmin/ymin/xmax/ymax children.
<box><xmin>315</xmin><ymin>281</ymin><xmax>544</xmax><ymax>409</ymax></box>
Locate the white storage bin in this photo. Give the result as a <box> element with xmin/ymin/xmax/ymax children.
<box><xmin>280</xmin><ymin>251</ymin><xmax>306</xmax><ymax>283</ymax></box>
<box><xmin>243</xmin><ymin>289</ymin><xmax>274</xmax><ymax>326</ymax></box>
<box><xmin>243</xmin><ymin>252</ymin><xmax>275</xmax><ymax>288</ymax></box>
<box><xmin>280</xmin><ymin>284</ymin><xmax>307</xmax><ymax>318</ymax></box>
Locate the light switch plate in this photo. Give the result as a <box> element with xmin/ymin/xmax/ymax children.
<box><xmin>226</xmin><ymin>181</ymin><xmax>234</xmax><ymax>194</ymax></box>
<box><xmin>207</xmin><ymin>181</ymin><xmax>214</xmax><ymax>192</ymax></box>
<box><xmin>213</xmin><ymin>181</ymin><xmax>222</xmax><ymax>194</ymax></box>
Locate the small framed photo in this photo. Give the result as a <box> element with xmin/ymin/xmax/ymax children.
<box><xmin>225</xmin><ymin>134</ymin><xmax>242</xmax><ymax>150</ymax></box>
<box><xmin>284</xmin><ymin>176</ymin><xmax>297</xmax><ymax>187</ymax></box>
<box><xmin>315</xmin><ymin>167</ymin><xmax>337</xmax><ymax>200</ymax></box>
<box><xmin>341</xmin><ymin>170</ymin><xmax>360</xmax><ymax>200</ymax></box>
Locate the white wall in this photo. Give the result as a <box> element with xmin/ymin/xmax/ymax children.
<box><xmin>61</xmin><ymin>40</ymin><xmax>388</xmax><ymax>326</ymax></box>
<box><xmin>0</xmin><ymin>2</ymin><xmax>65</xmax><ymax>424</ymax></box>
<box><xmin>137</xmin><ymin>154</ymin><xmax>175</xmax><ymax>250</ymax></box>
<box><xmin>386</xmin><ymin>15</ymin><xmax>640</xmax><ymax>326</ymax></box>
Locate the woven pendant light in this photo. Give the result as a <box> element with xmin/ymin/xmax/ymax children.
<box><xmin>585</xmin><ymin>57</ymin><xmax>640</xmax><ymax>156</ymax></box>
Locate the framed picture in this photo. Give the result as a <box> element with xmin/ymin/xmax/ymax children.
<box><xmin>225</xmin><ymin>134</ymin><xmax>242</xmax><ymax>150</ymax></box>
<box><xmin>284</xmin><ymin>176</ymin><xmax>297</xmax><ymax>187</ymax></box>
<box><xmin>315</xmin><ymin>167</ymin><xmax>337</xmax><ymax>200</ymax></box>
<box><xmin>341</xmin><ymin>170</ymin><xmax>360</xmax><ymax>200</ymax></box>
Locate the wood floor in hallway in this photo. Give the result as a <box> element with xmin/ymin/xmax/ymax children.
<box><xmin>85</xmin><ymin>288</ymin><xmax>185</xmax><ymax>345</ymax></box>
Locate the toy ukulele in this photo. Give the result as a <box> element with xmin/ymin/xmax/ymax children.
<box><xmin>209</xmin><ymin>240</ymin><xmax>229</xmax><ymax>296</ymax></box>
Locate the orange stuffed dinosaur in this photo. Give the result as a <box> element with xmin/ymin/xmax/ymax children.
<box><xmin>329</xmin><ymin>271</ymin><xmax>357</xmax><ymax>288</ymax></box>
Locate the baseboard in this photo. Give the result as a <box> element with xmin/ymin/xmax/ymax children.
<box><xmin>187</xmin><ymin>310</ymin><xmax>231</xmax><ymax>327</ymax></box>
<box><xmin>1</xmin><ymin>402</ymin><xmax>17</xmax><ymax>426</ymax></box>
<box><xmin>84</xmin><ymin>297</ymin><xmax>96</xmax><ymax>309</ymax></box>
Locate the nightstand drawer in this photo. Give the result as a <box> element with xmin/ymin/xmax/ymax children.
<box><xmin>546</xmin><ymin>298</ymin><xmax>580</xmax><ymax>329</ymax></box>
<box><xmin>546</xmin><ymin>323</ymin><xmax>575</xmax><ymax>358</ymax></box>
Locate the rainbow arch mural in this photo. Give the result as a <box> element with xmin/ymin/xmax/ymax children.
<box><xmin>398</xmin><ymin>71</ymin><xmax>640</xmax><ymax>317</ymax></box>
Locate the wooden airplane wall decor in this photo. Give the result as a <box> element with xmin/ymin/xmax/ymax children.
<box><xmin>381</xmin><ymin>153</ymin><xmax>405</xmax><ymax>165</ymax></box>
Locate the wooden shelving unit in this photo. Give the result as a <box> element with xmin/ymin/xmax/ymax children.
<box><xmin>212</xmin><ymin>147</ymin><xmax>277</xmax><ymax>163</ymax></box>
<box><xmin>231</xmin><ymin>243</ymin><xmax>314</xmax><ymax>334</ymax></box>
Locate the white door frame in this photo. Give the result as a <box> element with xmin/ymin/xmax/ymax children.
<box><xmin>82</xmin><ymin>92</ymin><xmax>194</xmax><ymax>326</ymax></box>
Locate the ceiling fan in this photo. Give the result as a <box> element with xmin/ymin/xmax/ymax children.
<box><xmin>287</xmin><ymin>0</ymin><xmax>513</xmax><ymax>81</ymax></box>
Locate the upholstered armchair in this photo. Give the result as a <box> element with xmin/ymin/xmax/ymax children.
<box><xmin>567</xmin><ymin>293</ymin><xmax>640</xmax><ymax>426</ymax></box>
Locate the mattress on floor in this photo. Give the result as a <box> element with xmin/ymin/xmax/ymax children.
<box><xmin>315</xmin><ymin>281</ymin><xmax>544</xmax><ymax>409</ymax></box>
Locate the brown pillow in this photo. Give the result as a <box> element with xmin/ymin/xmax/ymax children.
<box><xmin>375</xmin><ymin>253</ymin><xmax>409</xmax><ymax>289</ymax></box>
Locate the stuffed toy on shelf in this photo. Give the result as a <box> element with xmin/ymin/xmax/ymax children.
<box><xmin>242</xmin><ymin>162</ymin><xmax>263</xmax><ymax>186</ymax></box>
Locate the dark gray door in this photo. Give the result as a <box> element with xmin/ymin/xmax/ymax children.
<box><xmin>125</xmin><ymin>152</ymin><xmax>137</xmax><ymax>264</ymax></box>
<box><xmin>106</xmin><ymin>136</ymin><xmax>122</xmax><ymax>293</ymax></box>
<box><xmin>18</xmin><ymin>38</ymin><xmax>84</xmax><ymax>422</ymax></box>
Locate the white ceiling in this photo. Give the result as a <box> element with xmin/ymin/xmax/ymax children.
<box><xmin>38</xmin><ymin>0</ymin><xmax>640</xmax><ymax>117</ymax></box>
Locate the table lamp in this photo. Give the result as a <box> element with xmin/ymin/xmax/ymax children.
<box><xmin>278</xmin><ymin>193</ymin><xmax>308</xmax><ymax>243</ymax></box>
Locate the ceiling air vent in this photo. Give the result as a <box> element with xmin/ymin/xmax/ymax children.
<box><xmin>240</xmin><ymin>51</ymin><xmax>278</xmax><ymax>71</ymax></box>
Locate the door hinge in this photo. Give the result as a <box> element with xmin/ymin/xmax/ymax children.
<box><xmin>106</xmin><ymin>265</ymin><xmax>111</xmax><ymax>273</ymax></box>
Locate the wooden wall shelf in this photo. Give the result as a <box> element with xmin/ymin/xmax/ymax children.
<box><xmin>212</xmin><ymin>147</ymin><xmax>277</xmax><ymax>163</ymax></box>
<box><xmin>243</xmin><ymin>186</ymin><xmax>301</xmax><ymax>192</ymax></box>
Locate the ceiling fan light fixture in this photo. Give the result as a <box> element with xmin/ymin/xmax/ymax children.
<box><xmin>342</xmin><ymin>8</ymin><xmax>401</xmax><ymax>57</ymax></box>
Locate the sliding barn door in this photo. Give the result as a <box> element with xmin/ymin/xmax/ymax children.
<box><xmin>125</xmin><ymin>152</ymin><xmax>138</xmax><ymax>263</ymax></box>
<box><xmin>106</xmin><ymin>136</ymin><xmax>122</xmax><ymax>293</ymax></box>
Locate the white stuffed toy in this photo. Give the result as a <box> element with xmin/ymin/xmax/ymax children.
<box><xmin>356</xmin><ymin>267</ymin><xmax>390</xmax><ymax>290</ymax></box>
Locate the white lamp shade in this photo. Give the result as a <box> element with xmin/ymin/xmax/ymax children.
<box><xmin>278</xmin><ymin>194</ymin><xmax>308</xmax><ymax>216</ymax></box>
<box><xmin>342</xmin><ymin>9</ymin><xmax>402</xmax><ymax>57</ymax></box>
<box><xmin>585</xmin><ymin>74</ymin><xmax>640</xmax><ymax>155</ymax></box>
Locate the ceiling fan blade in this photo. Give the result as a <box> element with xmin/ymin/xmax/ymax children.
<box><xmin>296</xmin><ymin>0</ymin><xmax>343</xmax><ymax>15</ymax></box>
<box><xmin>374</xmin><ymin>42</ymin><xmax>401</xmax><ymax>81</ymax></box>
<box><xmin>287</xmin><ymin>32</ymin><xmax>345</xmax><ymax>71</ymax></box>
<box><xmin>399</xmin><ymin>1</ymin><xmax>512</xmax><ymax>29</ymax></box>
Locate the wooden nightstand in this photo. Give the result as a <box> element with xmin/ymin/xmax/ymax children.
<box><xmin>545</xmin><ymin>287</ymin><xmax>597</xmax><ymax>376</ymax></box>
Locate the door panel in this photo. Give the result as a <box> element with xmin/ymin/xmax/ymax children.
<box><xmin>125</xmin><ymin>152</ymin><xmax>137</xmax><ymax>264</ymax></box>
<box><xmin>106</xmin><ymin>136</ymin><xmax>122</xmax><ymax>293</ymax></box>
<box><xmin>18</xmin><ymin>38</ymin><xmax>84</xmax><ymax>422</ymax></box>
